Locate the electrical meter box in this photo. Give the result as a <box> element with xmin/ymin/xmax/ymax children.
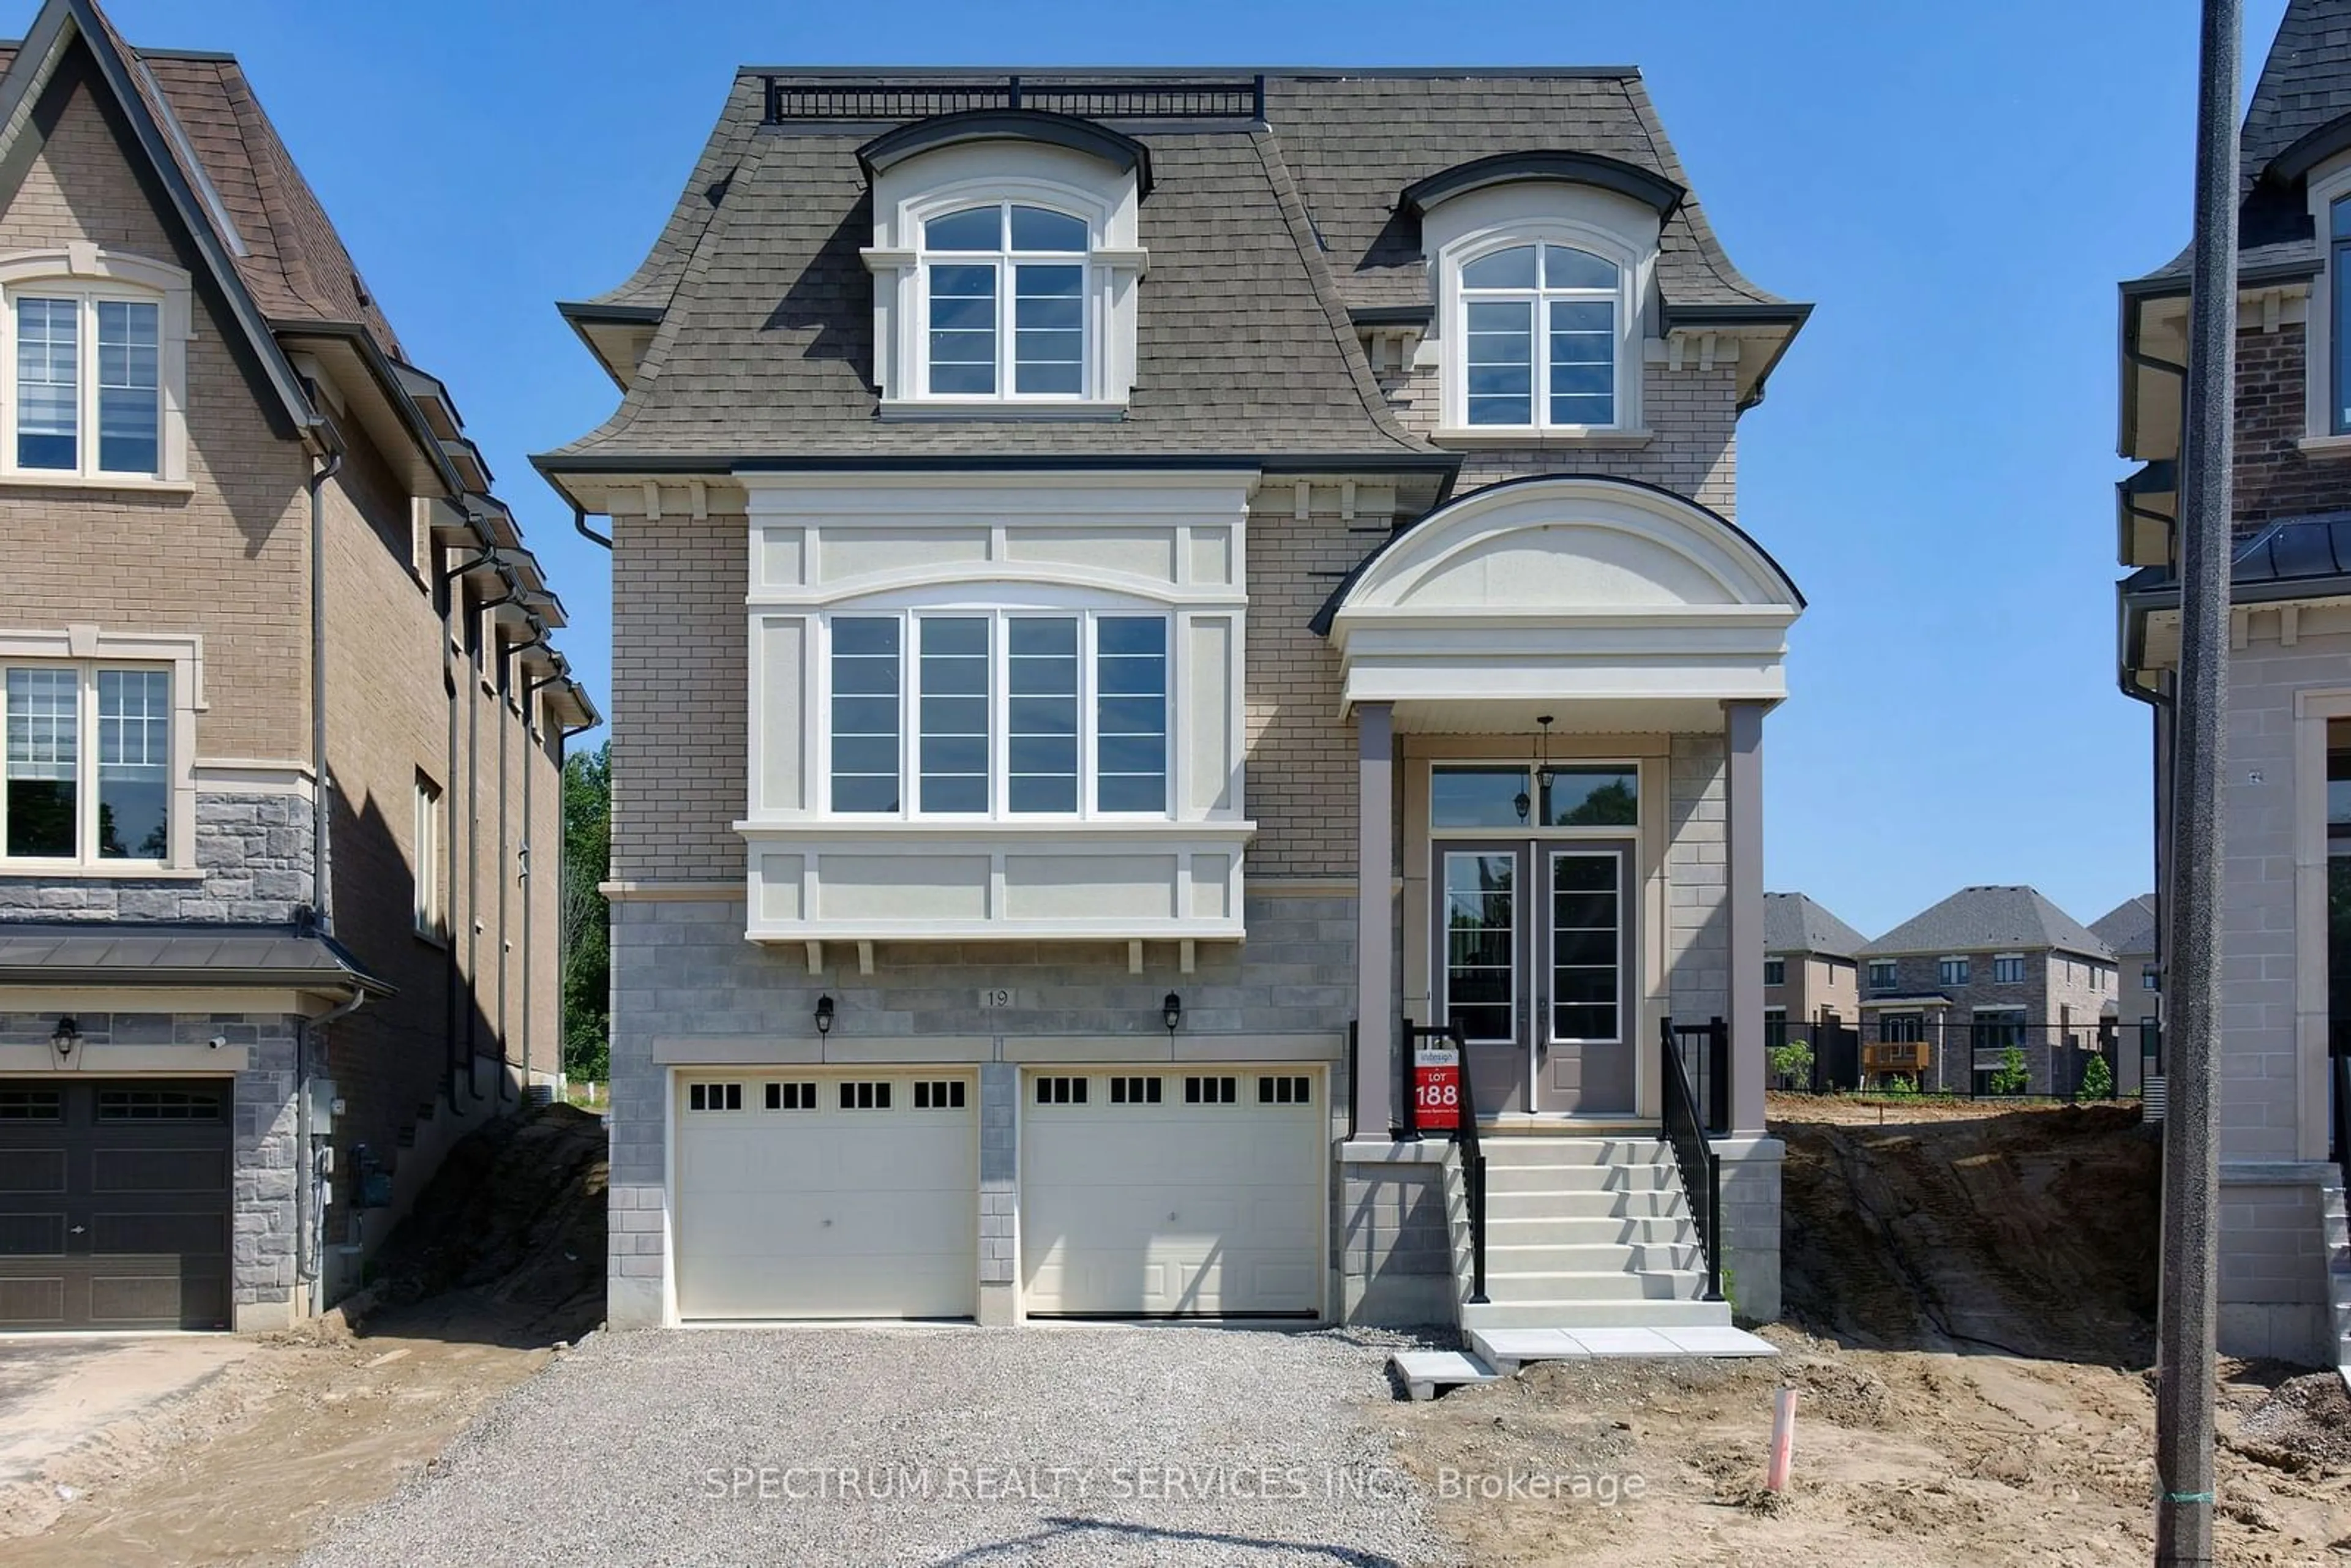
<box><xmin>306</xmin><ymin>1077</ymin><xmax>342</xmax><ymax>1133</ymax></box>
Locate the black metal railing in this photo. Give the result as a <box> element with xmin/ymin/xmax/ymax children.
<box><xmin>1403</xmin><ymin>1015</ymin><xmax>1485</xmax><ymax>1306</ymax></box>
<box><xmin>1667</xmin><ymin>1016</ymin><xmax>1730</xmax><ymax>1135</ymax></box>
<box><xmin>1659</xmin><ymin>1017</ymin><xmax>1723</xmax><ymax>1302</ymax></box>
<box><xmin>762</xmin><ymin>75</ymin><xmax>1267</xmax><ymax>124</ymax></box>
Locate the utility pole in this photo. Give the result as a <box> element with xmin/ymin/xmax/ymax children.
<box><xmin>2155</xmin><ymin>0</ymin><xmax>2238</xmax><ymax>1562</ymax></box>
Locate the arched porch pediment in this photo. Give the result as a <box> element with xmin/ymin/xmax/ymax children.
<box><xmin>1322</xmin><ymin>475</ymin><xmax>1804</xmax><ymax>732</ymax></box>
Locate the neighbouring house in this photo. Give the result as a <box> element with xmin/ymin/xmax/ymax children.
<box><xmin>2090</xmin><ymin>893</ymin><xmax>2159</xmax><ymax>1095</ymax></box>
<box><xmin>0</xmin><ymin>0</ymin><xmax>594</xmax><ymax>1332</ymax></box>
<box><xmin>1854</xmin><ymin>886</ymin><xmax>2117</xmax><ymax>1094</ymax></box>
<box><xmin>544</xmin><ymin>66</ymin><xmax>1810</xmax><ymax>1340</ymax></box>
<box><xmin>2114</xmin><ymin>0</ymin><xmax>2351</xmax><ymax>1364</ymax></box>
<box><xmin>1761</xmin><ymin>891</ymin><xmax>1864</xmax><ymax>1061</ymax></box>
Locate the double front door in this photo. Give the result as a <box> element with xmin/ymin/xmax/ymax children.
<box><xmin>1436</xmin><ymin>840</ymin><xmax>1635</xmax><ymax>1117</ymax></box>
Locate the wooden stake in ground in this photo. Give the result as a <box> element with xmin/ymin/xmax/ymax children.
<box><xmin>1766</xmin><ymin>1387</ymin><xmax>1797</xmax><ymax>1492</ymax></box>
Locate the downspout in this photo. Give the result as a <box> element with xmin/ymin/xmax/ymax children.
<box><xmin>467</xmin><ymin>577</ymin><xmax>521</xmax><ymax>1105</ymax></box>
<box><xmin>307</xmin><ymin>450</ymin><xmax>345</xmax><ymax>932</ymax></box>
<box><xmin>523</xmin><ymin>656</ymin><xmax>565</xmax><ymax>1103</ymax></box>
<box><xmin>435</xmin><ymin>544</ymin><xmax>501</xmax><ymax>1112</ymax></box>
<box><xmin>496</xmin><ymin>618</ymin><xmax>551</xmax><ymax>1105</ymax></box>
<box><xmin>296</xmin><ymin>985</ymin><xmax>369</xmax><ymax>1313</ymax></box>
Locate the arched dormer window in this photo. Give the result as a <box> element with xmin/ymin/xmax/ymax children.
<box><xmin>860</xmin><ymin>118</ymin><xmax>1148</xmax><ymax>415</ymax></box>
<box><xmin>1458</xmin><ymin>241</ymin><xmax>1621</xmax><ymax>429</ymax></box>
<box><xmin>919</xmin><ymin>200</ymin><xmax>1092</xmax><ymax>399</ymax></box>
<box><xmin>0</xmin><ymin>247</ymin><xmax>190</xmax><ymax>485</ymax></box>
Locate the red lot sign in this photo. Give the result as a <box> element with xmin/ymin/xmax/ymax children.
<box><xmin>1414</xmin><ymin>1045</ymin><xmax>1461</xmax><ymax>1131</ymax></box>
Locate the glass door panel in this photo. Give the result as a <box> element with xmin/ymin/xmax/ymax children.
<box><xmin>1439</xmin><ymin>847</ymin><xmax>1527</xmax><ymax>1117</ymax></box>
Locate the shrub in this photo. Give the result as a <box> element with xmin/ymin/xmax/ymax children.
<box><xmin>2079</xmin><ymin>1052</ymin><xmax>2115</xmax><ymax>1098</ymax></box>
<box><xmin>1989</xmin><ymin>1046</ymin><xmax>2030</xmax><ymax>1096</ymax></box>
<box><xmin>1768</xmin><ymin>1040</ymin><xmax>1813</xmax><ymax>1089</ymax></box>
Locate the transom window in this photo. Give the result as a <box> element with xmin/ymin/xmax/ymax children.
<box><xmin>922</xmin><ymin>202</ymin><xmax>1090</xmax><ymax>399</ymax></box>
<box><xmin>826</xmin><ymin>610</ymin><xmax>1168</xmax><ymax>817</ymax></box>
<box><xmin>1428</xmin><ymin>764</ymin><xmax>1637</xmax><ymax>830</ymax></box>
<box><xmin>1459</xmin><ymin>242</ymin><xmax>1620</xmax><ymax>430</ymax></box>
<box><xmin>3</xmin><ymin>663</ymin><xmax>170</xmax><ymax>865</ymax></box>
<box><xmin>7</xmin><ymin>286</ymin><xmax>160</xmax><ymax>478</ymax></box>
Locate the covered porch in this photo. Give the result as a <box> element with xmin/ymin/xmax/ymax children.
<box><xmin>1319</xmin><ymin>473</ymin><xmax>1804</xmax><ymax>1327</ymax></box>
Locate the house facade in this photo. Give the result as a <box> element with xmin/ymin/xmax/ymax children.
<box><xmin>0</xmin><ymin>0</ymin><xmax>593</xmax><ymax>1332</ymax></box>
<box><xmin>1761</xmin><ymin>890</ymin><xmax>1863</xmax><ymax>1046</ymax></box>
<box><xmin>2090</xmin><ymin>893</ymin><xmax>2159</xmax><ymax>1095</ymax></box>
<box><xmin>548</xmin><ymin>69</ymin><xmax>1809</xmax><ymax>1334</ymax></box>
<box><xmin>1854</xmin><ymin>886</ymin><xmax>2116</xmax><ymax>1094</ymax></box>
<box><xmin>2114</xmin><ymin>0</ymin><xmax>2351</xmax><ymax>1363</ymax></box>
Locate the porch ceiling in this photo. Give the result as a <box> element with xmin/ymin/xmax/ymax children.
<box><xmin>1324</xmin><ymin>476</ymin><xmax>1804</xmax><ymax>719</ymax></box>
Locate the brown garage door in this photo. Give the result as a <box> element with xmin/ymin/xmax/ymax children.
<box><xmin>0</xmin><ymin>1078</ymin><xmax>233</xmax><ymax>1330</ymax></box>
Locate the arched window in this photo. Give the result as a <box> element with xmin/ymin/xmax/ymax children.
<box><xmin>920</xmin><ymin>201</ymin><xmax>1091</xmax><ymax>399</ymax></box>
<box><xmin>1458</xmin><ymin>242</ymin><xmax>1621</xmax><ymax>430</ymax></box>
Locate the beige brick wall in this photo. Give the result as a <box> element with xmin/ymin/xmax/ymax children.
<box><xmin>1374</xmin><ymin>357</ymin><xmax>1741</xmax><ymax>515</ymax></box>
<box><xmin>1245</xmin><ymin>490</ymin><xmax>1364</xmax><ymax>880</ymax></box>
<box><xmin>610</xmin><ymin>508</ymin><xmax>743</xmax><ymax>883</ymax></box>
<box><xmin>0</xmin><ymin>50</ymin><xmax>309</xmax><ymax>762</ymax></box>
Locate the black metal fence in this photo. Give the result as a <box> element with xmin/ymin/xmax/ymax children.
<box><xmin>1768</xmin><ymin>1013</ymin><xmax>2130</xmax><ymax>1101</ymax></box>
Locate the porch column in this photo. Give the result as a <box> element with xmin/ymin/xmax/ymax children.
<box><xmin>1725</xmin><ymin>700</ymin><xmax>1767</xmax><ymax>1136</ymax></box>
<box><xmin>1355</xmin><ymin>701</ymin><xmax>1395</xmax><ymax>1136</ymax></box>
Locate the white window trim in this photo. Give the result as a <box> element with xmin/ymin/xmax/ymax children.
<box><xmin>412</xmin><ymin>772</ymin><xmax>445</xmax><ymax>941</ymax></box>
<box><xmin>816</xmin><ymin>603</ymin><xmax>1175</xmax><ymax>824</ymax></box>
<box><xmin>1938</xmin><ymin>955</ymin><xmax>1970</xmax><ymax>984</ymax></box>
<box><xmin>0</xmin><ymin>246</ymin><xmax>190</xmax><ymax>487</ymax></box>
<box><xmin>864</xmin><ymin>169</ymin><xmax>1146</xmax><ymax>413</ymax></box>
<box><xmin>0</xmin><ymin>625</ymin><xmax>203</xmax><ymax>873</ymax></box>
<box><xmin>1423</xmin><ymin>759</ymin><xmax>1644</xmax><ymax>840</ymax></box>
<box><xmin>1543</xmin><ymin>845</ymin><xmax>1624</xmax><ymax>1049</ymax></box>
<box><xmin>909</xmin><ymin>196</ymin><xmax>1097</xmax><ymax>405</ymax></box>
<box><xmin>1433</xmin><ymin>219</ymin><xmax>1645</xmax><ymax>441</ymax></box>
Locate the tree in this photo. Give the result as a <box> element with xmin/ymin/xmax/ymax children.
<box><xmin>2079</xmin><ymin>1051</ymin><xmax>2115</xmax><ymax>1099</ymax></box>
<box><xmin>1989</xmin><ymin>1045</ymin><xmax>2030</xmax><ymax>1097</ymax></box>
<box><xmin>562</xmin><ymin>741</ymin><xmax>612</xmax><ymax>1084</ymax></box>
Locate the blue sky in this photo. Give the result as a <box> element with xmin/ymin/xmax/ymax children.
<box><xmin>88</xmin><ymin>0</ymin><xmax>2285</xmax><ymax>937</ymax></box>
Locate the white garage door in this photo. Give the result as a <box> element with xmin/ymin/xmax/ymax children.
<box><xmin>673</xmin><ymin>1072</ymin><xmax>975</xmax><ymax>1321</ymax></box>
<box><xmin>1022</xmin><ymin>1068</ymin><xmax>1324</xmax><ymax>1317</ymax></box>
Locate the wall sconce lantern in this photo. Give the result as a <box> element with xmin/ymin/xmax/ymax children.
<box><xmin>814</xmin><ymin>995</ymin><xmax>835</xmax><ymax>1036</ymax></box>
<box><xmin>51</xmin><ymin>1015</ymin><xmax>81</xmax><ymax>1058</ymax></box>
<box><xmin>1161</xmin><ymin>992</ymin><xmax>1183</xmax><ymax>1040</ymax></box>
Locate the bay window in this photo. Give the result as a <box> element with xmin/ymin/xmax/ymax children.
<box><xmin>3</xmin><ymin>663</ymin><xmax>171</xmax><ymax>865</ymax></box>
<box><xmin>827</xmin><ymin>610</ymin><xmax>1168</xmax><ymax>818</ymax></box>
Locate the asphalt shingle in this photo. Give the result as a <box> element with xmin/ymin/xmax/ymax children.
<box><xmin>1861</xmin><ymin>886</ymin><xmax>2113</xmax><ymax>961</ymax></box>
<box><xmin>1763</xmin><ymin>891</ymin><xmax>1868</xmax><ymax>960</ymax></box>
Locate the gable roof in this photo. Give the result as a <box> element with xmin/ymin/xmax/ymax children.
<box><xmin>1762</xmin><ymin>891</ymin><xmax>1867</xmax><ymax>960</ymax></box>
<box><xmin>2090</xmin><ymin>893</ymin><xmax>2159</xmax><ymax>958</ymax></box>
<box><xmin>539</xmin><ymin>68</ymin><xmax>1803</xmax><ymax>481</ymax></box>
<box><xmin>1861</xmin><ymin>886</ymin><xmax>2113</xmax><ymax>961</ymax></box>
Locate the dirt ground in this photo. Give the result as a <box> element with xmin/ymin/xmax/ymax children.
<box><xmin>0</xmin><ymin>1103</ymin><xmax>606</xmax><ymax>1568</ymax></box>
<box><xmin>1392</xmin><ymin>1095</ymin><xmax>2347</xmax><ymax>1564</ymax></box>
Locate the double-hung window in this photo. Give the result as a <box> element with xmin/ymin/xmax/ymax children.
<box><xmin>7</xmin><ymin>287</ymin><xmax>161</xmax><ymax>478</ymax></box>
<box><xmin>1939</xmin><ymin>956</ymin><xmax>1970</xmax><ymax>987</ymax></box>
<box><xmin>922</xmin><ymin>203</ymin><xmax>1089</xmax><ymax>399</ymax></box>
<box><xmin>1991</xmin><ymin>954</ymin><xmax>2026</xmax><ymax>984</ymax></box>
<box><xmin>2</xmin><ymin>664</ymin><xmax>171</xmax><ymax>865</ymax></box>
<box><xmin>1460</xmin><ymin>242</ymin><xmax>1620</xmax><ymax>430</ymax></box>
<box><xmin>826</xmin><ymin>610</ymin><xmax>1168</xmax><ymax>817</ymax></box>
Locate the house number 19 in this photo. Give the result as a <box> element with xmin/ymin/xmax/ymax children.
<box><xmin>980</xmin><ymin>989</ymin><xmax>1015</xmax><ymax>1008</ymax></box>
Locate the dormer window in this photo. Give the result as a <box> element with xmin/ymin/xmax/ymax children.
<box><xmin>921</xmin><ymin>203</ymin><xmax>1090</xmax><ymax>398</ymax></box>
<box><xmin>1460</xmin><ymin>242</ymin><xmax>1620</xmax><ymax>429</ymax></box>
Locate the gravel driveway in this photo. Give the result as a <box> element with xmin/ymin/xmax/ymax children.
<box><xmin>299</xmin><ymin>1324</ymin><xmax>1450</xmax><ymax>1567</ymax></box>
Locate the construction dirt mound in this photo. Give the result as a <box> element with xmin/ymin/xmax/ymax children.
<box><xmin>1775</xmin><ymin>1100</ymin><xmax>2160</xmax><ymax>1364</ymax></box>
<box><xmin>356</xmin><ymin>1101</ymin><xmax>608</xmax><ymax>1343</ymax></box>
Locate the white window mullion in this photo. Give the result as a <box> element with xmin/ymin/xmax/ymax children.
<box><xmin>77</xmin><ymin>665</ymin><xmax>99</xmax><ymax>868</ymax></box>
<box><xmin>899</xmin><ymin>610</ymin><xmax>916</xmax><ymax>822</ymax></box>
<box><xmin>1078</xmin><ymin>612</ymin><xmax>1099</xmax><ymax>820</ymax></box>
<box><xmin>79</xmin><ymin>296</ymin><xmax>97</xmax><ymax>479</ymax></box>
<box><xmin>991</xmin><ymin>609</ymin><xmax>1008</xmax><ymax>817</ymax></box>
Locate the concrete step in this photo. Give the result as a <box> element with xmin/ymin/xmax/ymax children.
<box><xmin>1478</xmin><ymin>1138</ymin><xmax>1666</xmax><ymax>1168</ymax></box>
<box><xmin>1468</xmin><ymin>1322</ymin><xmax>1769</xmax><ymax>1370</ymax></box>
<box><xmin>1390</xmin><ymin>1349</ymin><xmax>1501</xmax><ymax>1401</ymax></box>
<box><xmin>1481</xmin><ymin>1184</ymin><xmax>1684</xmax><ymax>1220</ymax></box>
<box><xmin>1462</xmin><ymin>1296</ymin><xmax>1733</xmax><ymax>1332</ymax></box>
<box><xmin>1482</xmin><ymin>1161</ymin><xmax>1681</xmax><ymax>1195</ymax></box>
<box><xmin>1466</xmin><ymin>1214</ymin><xmax>1693</xmax><ymax>1247</ymax></box>
<box><xmin>1480</xmin><ymin>1241</ymin><xmax>1703</xmax><ymax>1275</ymax></box>
<box><xmin>1471</xmin><ymin>1268</ymin><xmax>1701</xmax><ymax>1304</ymax></box>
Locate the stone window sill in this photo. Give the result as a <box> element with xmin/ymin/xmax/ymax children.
<box><xmin>0</xmin><ymin>864</ymin><xmax>204</xmax><ymax>880</ymax></box>
<box><xmin>2298</xmin><ymin>432</ymin><xmax>2351</xmax><ymax>455</ymax></box>
<box><xmin>0</xmin><ymin>474</ymin><xmax>196</xmax><ymax>495</ymax></box>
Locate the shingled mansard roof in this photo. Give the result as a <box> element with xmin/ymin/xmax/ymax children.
<box><xmin>1762</xmin><ymin>892</ymin><xmax>1869</xmax><ymax>960</ymax></box>
<box><xmin>2135</xmin><ymin>0</ymin><xmax>2351</xmax><ymax>286</ymax></box>
<box><xmin>540</xmin><ymin>68</ymin><xmax>1805</xmax><ymax>475</ymax></box>
<box><xmin>2090</xmin><ymin>894</ymin><xmax>2159</xmax><ymax>958</ymax></box>
<box><xmin>1861</xmin><ymin>887</ymin><xmax>2114</xmax><ymax>962</ymax></box>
